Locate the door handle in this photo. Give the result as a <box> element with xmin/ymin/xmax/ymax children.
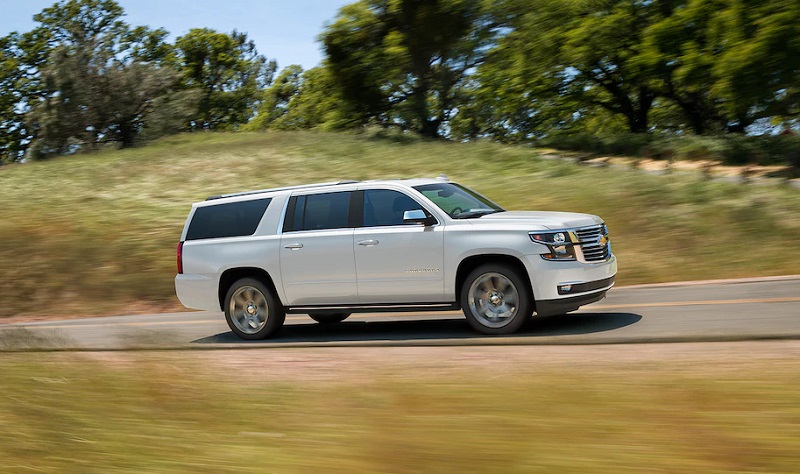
<box><xmin>358</xmin><ymin>239</ymin><xmax>379</xmax><ymax>247</ymax></box>
<box><xmin>284</xmin><ymin>243</ymin><xmax>303</xmax><ymax>250</ymax></box>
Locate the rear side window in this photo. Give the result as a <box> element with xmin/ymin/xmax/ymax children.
<box><xmin>284</xmin><ymin>191</ymin><xmax>353</xmax><ymax>232</ymax></box>
<box><xmin>186</xmin><ymin>198</ymin><xmax>272</xmax><ymax>240</ymax></box>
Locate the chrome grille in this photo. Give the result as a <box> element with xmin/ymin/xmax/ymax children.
<box><xmin>574</xmin><ymin>225</ymin><xmax>610</xmax><ymax>262</ymax></box>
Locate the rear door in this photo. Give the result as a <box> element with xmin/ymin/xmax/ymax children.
<box><xmin>279</xmin><ymin>190</ymin><xmax>358</xmax><ymax>305</ymax></box>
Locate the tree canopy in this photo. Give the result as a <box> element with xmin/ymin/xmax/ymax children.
<box><xmin>0</xmin><ymin>0</ymin><xmax>274</xmax><ymax>162</ymax></box>
<box><xmin>1</xmin><ymin>0</ymin><xmax>798</xmax><ymax>163</ymax></box>
<box><xmin>321</xmin><ymin>0</ymin><xmax>500</xmax><ymax>138</ymax></box>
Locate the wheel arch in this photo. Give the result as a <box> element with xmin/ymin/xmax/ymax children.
<box><xmin>455</xmin><ymin>254</ymin><xmax>535</xmax><ymax>309</ymax></box>
<box><xmin>218</xmin><ymin>267</ymin><xmax>281</xmax><ymax>311</ymax></box>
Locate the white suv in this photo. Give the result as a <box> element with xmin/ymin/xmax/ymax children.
<box><xmin>175</xmin><ymin>177</ymin><xmax>617</xmax><ymax>339</ymax></box>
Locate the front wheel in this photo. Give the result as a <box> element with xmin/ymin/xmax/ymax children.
<box><xmin>460</xmin><ymin>264</ymin><xmax>533</xmax><ymax>335</ymax></box>
<box><xmin>224</xmin><ymin>278</ymin><xmax>285</xmax><ymax>340</ymax></box>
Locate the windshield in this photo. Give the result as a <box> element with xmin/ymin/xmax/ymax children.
<box><xmin>413</xmin><ymin>183</ymin><xmax>504</xmax><ymax>219</ymax></box>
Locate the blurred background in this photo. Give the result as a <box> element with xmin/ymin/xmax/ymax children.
<box><xmin>1</xmin><ymin>2</ymin><xmax>799</xmax><ymax>472</ymax></box>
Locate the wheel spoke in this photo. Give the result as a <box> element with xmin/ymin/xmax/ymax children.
<box><xmin>497</xmin><ymin>303</ymin><xmax>514</xmax><ymax>316</ymax></box>
<box><xmin>234</xmin><ymin>294</ymin><xmax>247</xmax><ymax>309</ymax></box>
<box><xmin>243</xmin><ymin>289</ymin><xmax>255</xmax><ymax>302</ymax></box>
<box><xmin>253</xmin><ymin>292</ymin><xmax>266</xmax><ymax>308</ymax></box>
<box><xmin>495</xmin><ymin>277</ymin><xmax>509</xmax><ymax>292</ymax></box>
<box><xmin>491</xmin><ymin>276</ymin><xmax>500</xmax><ymax>292</ymax></box>
<box><xmin>504</xmin><ymin>290</ymin><xmax>518</xmax><ymax>306</ymax></box>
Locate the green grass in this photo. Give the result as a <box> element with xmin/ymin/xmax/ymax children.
<box><xmin>0</xmin><ymin>347</ymin><xmax>798</xmax><ymax>472</ymax></box>
<box><xmin>1</xmin><ymin>130</ymin><xmax>799</xmax><ymax>319</ymax></box>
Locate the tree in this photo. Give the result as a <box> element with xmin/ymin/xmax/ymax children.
<box><xmin>246</xmin><ymin>65</ymin><xmax>352</xmax><ymax>131</ymax></box>
<box><xmin>711</xmin><ymin>0</ymin><xmax>800</xmax><ymax>132</ymax></box>
<box><xmin>0</xmin><ymin>34</ymin><xmax>27</xmax><ymax>163</ymax></box>
<box><xmin>480</xmin><ymin>0</ymin><xmax>800</xmax><ymax>138</ymax></box>
<box><xmin>247</xmin><ymin>64</ymin><xmax>303</xmax><ymax>129</ymax></box>
<box><xmin>174</xmin><ymin>28</ymin><xmax>276</xmax><ymax>130</ymax></box>
<box><xmin>322</xmin><ymin>0</ymin><xmax>499</xmax><ymax>138</ymax></box>
<box><xmin>485</xmin><ymin>0</ymin><xmax>667</xmax><ymax>135</ymax></box>
<box><xmin>635</xmin><ymin>0</ymin><xmax>728</xmax><ymax>134</ymax></box>
<box><xmin>1</xmin><ymin>0</ymin><xmax>184</xmax><ymax>159</ymax></box>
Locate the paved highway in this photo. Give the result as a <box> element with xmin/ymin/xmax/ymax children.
<box><xmin>1</xmin><ymin>276</ymin><xmax>798</xmax><ymax>350</ymax></box>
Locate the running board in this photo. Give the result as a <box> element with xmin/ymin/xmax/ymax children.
<box><xmin>286</xmin><ymin>303</ymin><xmax>459</xmax><ymax>314</ymax></box>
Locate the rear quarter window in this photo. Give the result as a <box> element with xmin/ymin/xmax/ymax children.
<box><xmin>186</xmin><ymin>198</ymin><xmax>272</xmax><ymax>240</ymax></box>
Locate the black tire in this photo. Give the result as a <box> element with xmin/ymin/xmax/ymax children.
<box><xmin>308</xmin><ymin>312</ymin><xmax>351</xmax><ymax>324</ymax></box>
<box><xmin>224</xmin><ymin>278</ymin><xmax>285</xmax><ymax>340</ymax></box>
<box><xmin>460</xmin><ymin>263</ymin><xmax>533</xmax><ymax>335</ymax></box>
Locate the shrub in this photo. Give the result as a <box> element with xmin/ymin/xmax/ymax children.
<box><xmin>540</xmin><ymin>133</ymin><xmax>800</xmax><ymax>167</ymax></box>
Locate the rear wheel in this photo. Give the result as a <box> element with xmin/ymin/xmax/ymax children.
<box><xmin>460</xmin><ymin>263</ymin><xmax>533</xmax><ymax>335</ymax></box>
<box><xmin>224</xmin><ymin>278</ymin><xmax>285</xmax><ymax>340</ymax></box>
<box><xmin>308</xmin><ymin>312</ymin><xmax>351</xmax><ymax>324</ymax></box>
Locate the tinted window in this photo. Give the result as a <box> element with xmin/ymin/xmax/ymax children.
<box><xmin>186</xmin><ymin>198</ymin><xmax>272</xmax><ymax>240</ymax></box>
<box><xmin>287</xmin><ymin>191</ymin><xmax>352</xmax><ymax>231</ymax></box>
<box><xmin>363</xmin><ymin>189</ymin><xmax>424</xmax><ymax>227</ymax></box>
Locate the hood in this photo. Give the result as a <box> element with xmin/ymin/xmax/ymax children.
<box><xmin>469</xmin><ymin>210</ymin><xmax>603</xmax><ymax>230</ymax></box>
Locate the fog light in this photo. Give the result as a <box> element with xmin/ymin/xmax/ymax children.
<box><xmin>560</xmin><ymin>284</ymin><xmax>572</xmax><ymax>293</ymax></box>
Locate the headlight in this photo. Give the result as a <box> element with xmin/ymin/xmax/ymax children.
<box><xmin>529</xmin><ymin>231</ymin><xmax>576</xmax><ymax>261</ymax></box>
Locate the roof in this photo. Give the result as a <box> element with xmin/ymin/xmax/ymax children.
<box><xmin>205</xmin><ymin>180</ymin><xmax>358</xmax><ymax>201</ymax></box>
<box><xmin>203</xmin><ymin>176</ymin><xmax>450</xmax><ymax>202</ymax></box>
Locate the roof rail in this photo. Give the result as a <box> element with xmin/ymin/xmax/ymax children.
<box><xmin>205</xmin><ymin>180</ymin><xmax>359</xmax><ymax>201</ymax></box>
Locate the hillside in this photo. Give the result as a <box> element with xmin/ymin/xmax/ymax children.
<box><xmin>2</xmin><ymin>131</ymin><xmax>799</xmax><ymax>319</ymax></box>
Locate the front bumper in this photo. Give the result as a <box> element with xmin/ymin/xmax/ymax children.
<box><xmin>535</xmin><ymin>283</ymin><xmax>611</xmax><ymax>317</ymax></box>
<box><xmin>523</xmin><ymin>254</ymin><xmax>617</xmax><ymax>316</ymax></box>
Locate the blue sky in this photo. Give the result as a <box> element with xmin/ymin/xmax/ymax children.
<box><xmin>0</xmin><ymin>0</ymin><xmax>352</xmax><ymax>70</ymax></box>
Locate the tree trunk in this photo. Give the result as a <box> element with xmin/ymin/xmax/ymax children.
<box><xmin>727</xmin><ymin>115</ymin><xmax>752</xmax><ymax>134</ymax></box>
<box><xmin>624</xmin><ymin>89</ymin><xmax>653</xmax><ymax>133</ymax></box>
<box><xmin>119</xmin><ymin>121</ymin><xmax>136</xmax><ymax>148</ymax></box>
<box><xmin>420</xmin><ymin>118</ymin><xmax>440</xmax><ymax>138</ymax></box>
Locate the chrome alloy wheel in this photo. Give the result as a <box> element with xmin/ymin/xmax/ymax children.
<box><xmin>228</xmin><ymin>285</ymin><xmax>269</xmax><ymax>335</ymax></box>
<box><xmin>467</xmin><ymin>272</ymin><xmax>519</xmax><ymax>328</ymax></box>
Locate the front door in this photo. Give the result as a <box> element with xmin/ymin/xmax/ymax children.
<box><xmin>354</xmin><ymin>189</ymin><xmax>445</xmax><ymax>304</ymax></box>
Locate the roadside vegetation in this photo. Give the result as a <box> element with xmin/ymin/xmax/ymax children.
<box><xmin>0</xmin><ymin>344</ymin><xmax>798</xmax><ymax>472</ymax></box>
<box><xmin>1</xmin><ymin>131</ymin><xmax>799</xmax><ymax>319</ymax></box>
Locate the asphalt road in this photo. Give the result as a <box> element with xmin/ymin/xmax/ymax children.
<box><xmin>1</xmin><ymin>276</ymin><xmax>798</xmax><ymax>351</ymax></box>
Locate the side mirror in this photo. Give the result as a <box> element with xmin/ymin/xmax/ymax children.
<box><xmin>403</xmin><ymin>209</ymin><xmax>434</xmax><ymax>226</ymax></box>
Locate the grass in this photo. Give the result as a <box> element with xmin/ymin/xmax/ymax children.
<box><xmin>1</xmin><ymin>130</ymin><xmax>800</xmax><ymax>319</ymax></box>
<box><xmin>0</xmin><ymin>345</ymin><xmax>798</xmax><ymax>472</ymax></box>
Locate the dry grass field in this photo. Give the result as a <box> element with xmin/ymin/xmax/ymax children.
<box><xmin>0</xmin><ymin>341</ymin><xmax>798</xmax><ymax>472</ymax></box>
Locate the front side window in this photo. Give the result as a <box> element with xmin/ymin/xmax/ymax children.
<box><xmin>285</xmin><ymin>191</ymin><xmax>352</xmax><ymax>232</ymax></box>
<box><xmin>363</xmin><ymin>189</ymin><xmax>427</xmax><ymax>227</ymax></box>
<box><xmin>414</xmin><ymin>183</ymin><xmax>504</xmax><ymax>219</ymax></box>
